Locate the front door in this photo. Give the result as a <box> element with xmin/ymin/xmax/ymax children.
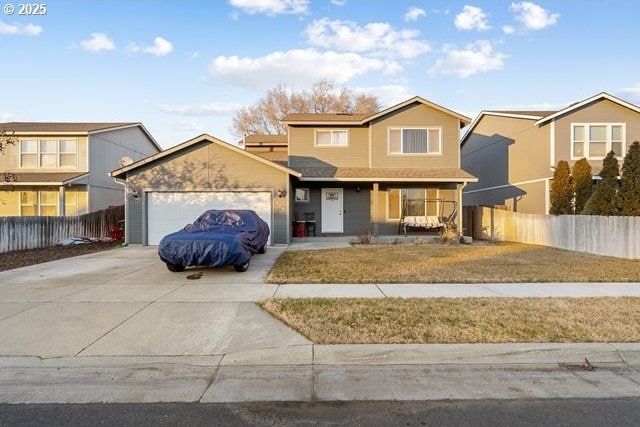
<box><xmin>321</xmin><ymin>188</ymin><xmax>343</xmax><ymax>233</ymax></box>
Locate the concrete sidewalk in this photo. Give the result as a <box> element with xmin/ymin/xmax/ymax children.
<box><xmin>1</xmin><ymin>343</ymin><xmax>640</xmax><ymax>403</ymax></box>
<box><xmin>2</xmin><ymin>246</ymin><xmax>640</xmax><ymax>403</ymax></box>
<box><xmin>273</xmin><ymin>282</ymin><xmax>640</xmax><ymax>299</ymax></box>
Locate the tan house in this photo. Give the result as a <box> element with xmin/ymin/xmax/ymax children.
<box><xmin>461</xmin><ymin>92</ymin><xmax>640</xmax><ymax>214</ymax></box>
<box><xmin>111</xmin><ymin>96</ymin><xmax>477</xmax><ymax>245</ymax></box>
<box><xmin>0</xmin><ymin>122</ymin><xmax>160</xmax><ymax>217</ymax></box>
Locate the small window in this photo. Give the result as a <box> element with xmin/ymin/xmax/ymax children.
<box><xmin>20</xmin><ymin>140</ymin><xmax>38</xmax><ymax>168</ymax></box>
<box><xmin>389</xmin><ymin>128</ymin><xmax>441</xmax><ymax>154</ymax></box>
<box><xmin>295</xmin><ymin>188</ymin><xmax>310</xmax><ymax>203</ymax></box>
<box><xmin>573</xmin><ymin>125</ymin><xmax>585</xmax><ymax>157</ymax></box>
<box><xmin>40</xmin><ymin>140</ymin><xmax>58</xmax><ymax>168</ymax></box>
<box><xmin>20</xmin><ymin>191</ymin><xmax>37</xmax><ymax>216</ymax></box>
<box><xmin>611</xmin><ymin>125</ymin><xmax>623</xmax><ymax>157</ymax></box>
<box><xmin>315</xmin><ymin>130</ymin><xmax>348</xmax><ymax>147</ymax></box>
<box><xmin>59</xmin><ymin>139</ymin><xmax>77</xmax><ymax>168</ymax></box>
<box><xmin>39</xmin><ymin>191</ymin><xmax>58</xmax><ymax>216</ymax></box>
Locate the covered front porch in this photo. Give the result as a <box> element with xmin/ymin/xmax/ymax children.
<box><xmin>290</xmin><ymin>180</ymin><xmax>468</xmax><ymax>238</ymax></box>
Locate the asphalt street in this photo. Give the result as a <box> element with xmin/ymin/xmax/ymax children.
<box><xmin>2</xmin><ymin>398</ymin><xmax>640</xmax><ymax>426</ymax></box>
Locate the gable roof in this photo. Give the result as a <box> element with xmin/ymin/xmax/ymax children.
<box><xmin>110</xmin><ymin>133</ymin><xmax>301</xmax><ymax>179</ymax></box>
<box><xmin>1</xmin><ymin>122</ymin><xmax>162</xmax><ymax>152</ymax></box>
<box><xmin>283</xmin><ymin>96</ymin><xmax>471</xmax><ymax>127</ymax></box>
<box><xmin>535</xmin><ymin>92</ymin><xmax>640</xmax><ymax>125</ymax></box>
<box><xmin>460</xmin><ymin>110</ymin><xmax>557</xmax><ymax>146</ymax></box>
<box><xmin>243</xmin><ymin>134</ymin><xmax>288</xmax><ymax>145</ymax></box>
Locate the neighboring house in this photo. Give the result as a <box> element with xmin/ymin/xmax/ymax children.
<box><xmin>111</xmin><ymin>96</ymin><xmax>477</xmax><ymax>245</ymax></box>
<box><xmin>461</xmin><ymin>92</ymin><xmax>640</xmax><ymax>214</ymax></box>
<box><xmin>0</xmin><ymin>122</ymin><xmax>160</xmax><ymax>217</ymax></box>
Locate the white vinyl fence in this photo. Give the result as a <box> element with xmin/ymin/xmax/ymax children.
<box><xmin>0</xmin><ymin>205</ymin><xmax>124</xmax><ymax>253</ymax></box>
<box><xmin>464</xmin><ymin>206</ymin><xmax>640</xmax><ymax>259</ymax></box>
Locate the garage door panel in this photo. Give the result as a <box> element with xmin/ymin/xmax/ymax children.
<box><xmin>147</xmin><ymin>191</ymin><xmax>272</xmax><ymax>245</ymax></box>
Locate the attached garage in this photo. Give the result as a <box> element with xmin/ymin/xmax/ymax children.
<box><xmin>146</xmin><ymin>191</ymin><xmax>273</xmax><ymax>245</ymax></box>
<box><xmin>110</xmin><ymin>134</ymin><xmax>301</xmax><ymax>246</ymax></box>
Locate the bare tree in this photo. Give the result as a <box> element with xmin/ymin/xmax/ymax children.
<box><xmin>0</xmin><ymin>129</ymin><xmax>16</xmax><ymax>154</ymax></box>
<box><xmin>232</xmin><ymin>80</ymin><xmax>380</xmax><ymax>136</ymax></box>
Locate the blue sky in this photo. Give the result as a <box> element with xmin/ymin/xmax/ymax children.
<box><xmin>1</xmin><ymin>0</ymin><xmax>639</xmax><ymax>148</ymax></box>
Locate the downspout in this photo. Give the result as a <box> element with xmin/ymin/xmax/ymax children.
<box><xmin>113</xmin><ymin>176</ymin><xmax>128</xmax><ymax>244</ymax></box>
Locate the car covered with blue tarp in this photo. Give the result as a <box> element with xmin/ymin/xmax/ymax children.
<box><xmin>158</xmin><ymin>209</ymin><xmax>270</xmax><ymax>272</ymax></box>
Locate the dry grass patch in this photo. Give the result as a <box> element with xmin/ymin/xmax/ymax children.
<box><xmin>260</xmin><ymin>297</ymin><xmax>640</xmax><ymax>344</ymax></box>
<box><xmin>267</xmin><ymin>242</ymin><xmax>640</xmax><ymax>283</ymax></box>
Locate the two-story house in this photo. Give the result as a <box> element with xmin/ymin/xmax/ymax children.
<box><xmin>461</xmin><ymin>92</ymin><xmax>640</xmax><ymax>214</ymax></box>
<box><xmin>0</xmin><ymin>122</ymin><xmax>160</xmax><ymax>217</ymax></box>
<box><xmin>111</xmin><ymin>96</ymin><xmax>477</xmax><ymax>245</ymax></box>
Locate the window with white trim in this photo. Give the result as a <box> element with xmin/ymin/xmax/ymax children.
<box><xmin>389</xmin><ymin>128</ymin><xmax>441</xmax><ymax>154</ymax></box>
<box><xmin>387</xmin><ymin>188</ymin><xmax>439</xmax><ymax>220</ymax></box>
<box><xmin>572</xmin><ymin>124</ymin><xmax>625</xmax><ymax>159</ymax></box>
<box><xmin>315</xmin><ymin>130</ymin><xmax>348</xmax><ymax>147</ymax></box>
<box><xmin>19</xmin><ymin>138</ymin><xmax>78</xmax><ymax>168</ymax></box>
<box><xmin>294</xmin><ymin>188</ymin><xmax>310</xmax><ymax>203</ymax></box>
<box><xmin>20</xmin><ymin>140</ymin><xmax>37</xmax><ymax>167</ymax></box>
<box><xmin>19</xmin><ymin>191</ymin><xmax>59</xmax><ymax>216</ymax></box>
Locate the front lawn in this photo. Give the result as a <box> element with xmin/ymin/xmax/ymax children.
<box><xmin>260</xmin><ymin>297</ymin><xmax>640</xmax><ymax>344</ymax></box>
<box><xmin>267</xmin><ymin>242</ymin><xmax>640</xmax><ymax>283</ymax></box>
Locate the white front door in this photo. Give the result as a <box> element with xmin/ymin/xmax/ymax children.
<box><xmin>321</xmin><ymin>188</ymin><xmax>343</xmax><ymax>233</ymax></box>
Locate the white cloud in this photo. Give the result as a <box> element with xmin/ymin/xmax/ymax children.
<box><xmin>128</xmin><ymin>36</ymin><xmax>173</xmax><ymax>56</ymax></box>
<box><xmin>79</xmin><ymin>33</ymin><xmax>115</xmax><ymax>52</ymax></box>
<box><xmin>404</xmin><ymin>7</ymin><xmax>426</xmax><ymax>22</ymax></box>
<box><xmin>208</xmin><ymin>48</ymin><xmax>402</xmax><ymax>90</ymax></box>
<box><xmin>353</xmin><ymin>85</ymin><xmax>413</xmax><ymax>108</ymax></box>
<box><xmin>168</xmin><ymin>120</ymin><xmax>205</xmax><ymax>132</ymax></box>
<box><xmin>454</xmin><ymin>5</ymin><xmax>491</xmax><ymax>31</ymax></box>
<box><xmin>229</xmin><ymin>0</ymin><xmax>309</xmax><ymax>15</ymax></box>
<box><xmin>428</xmin><ymin>40</ymin><xmax>507</xmax><ymax>78</ymax></box>
<box><xmin>305</xmin><ymin>18</ymin><xmax>430</xmax><ymax>59</ymax></box>
<box><xmin>617</xmin><ymin>83</ymin><xmax>640</xmax><ymax>98</ymax></box>
<box><xmin>331</xmin><ymin>0</ymin><xmax>346</xmax><ymax>6</ymax></box>
<box><xmin>160</xmin><ymin>102</ymin><xmax>240</xmax><ymax>116</ymax></box>
<box><xmin>0</xmin><ymin>20</ymin><xmax>42</xmax><ymax>36</ymax></box>
<box><xmin>502</xmin><ymin>25</ymin><xmax>515</xmax><ymax>34</ymax></box>
<box><xmin>510</xmin><ymin>2</ymin><xmax>559</xmax><ymax>30</ymax></box>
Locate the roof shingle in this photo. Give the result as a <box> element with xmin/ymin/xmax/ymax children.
<box><xmin>0</xmin><ymin>122</ymin><xmax>136</xmax><ymax>133</ymax></box>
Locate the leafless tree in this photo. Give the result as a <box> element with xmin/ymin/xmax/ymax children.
<box><xmin>0</xmin><ymin>129</ymin><xmax>16</xmax><ymax>154</ymax></box>
<box><xmin>232</xmin><ymin>80</ymin><xmax>380</xmax><ymax>136</ymax></box>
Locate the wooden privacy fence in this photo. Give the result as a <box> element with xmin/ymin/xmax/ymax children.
<box><xmin>463</xmin><ymin>206</ymin><xmax>640</xmax><ymax>259</ymax></box>
<box><xmin>0</xmin><ymin>205</ymin><xmax>124</xmax><ymax>253</ymax></box>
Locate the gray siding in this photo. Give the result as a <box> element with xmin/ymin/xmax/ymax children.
<box><xmin>292</xmin><ymin>183</ymin><xmax>371</xmax><ymax>236</ymax></box>
<box><xmin>89</xmin><ymin>126</ymin><xmax>159</xmax><ymax>212</ymax></box>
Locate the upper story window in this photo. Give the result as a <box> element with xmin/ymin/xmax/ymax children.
<box><xmin>389</xmin><ymin>127</ymin><xmax>441</xmax><ymax>155</ymax></box>
<box><xmin>20</xmin><ymin>138</ymin><xmax>78</xmax><ymax>168</ymax></box>
<box><xmin>315</xmin><ymin>130</ymin><xmax>348</xmax><ymax>147</ymax></box>
<box><xmin>572</xmin><ymin>123</ymin><xmax>624</xmax><ymax>159</ymax></box>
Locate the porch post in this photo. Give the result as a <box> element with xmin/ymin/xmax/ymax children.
<box><xmin>372</xmin><ymin>182</ymin><xmax>379</xmax><ymax>234</ymax></box>
<box><xmin>456</xmin><ymin>183</ymin><xmax>464</xmax><ymax>235</ymax></box>
<box><xmin>58</xmin><ymin>185</ymin><xmax>65</xmax><ymax>217</ymax></box>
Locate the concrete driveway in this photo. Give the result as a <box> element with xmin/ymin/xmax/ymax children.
<box><xmin>0</xmin><ymin>245</ymin><xmax>309</xmax><ymax>358</ymax></box>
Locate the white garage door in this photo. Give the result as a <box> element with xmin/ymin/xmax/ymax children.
<box><xmin>147</xmin><ymin>191</ymin><xmax>272</xmax><ymax>245</ymax></box>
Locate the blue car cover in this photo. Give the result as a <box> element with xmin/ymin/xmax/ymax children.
<box><xmin>158</xmin><ymin>210</ymin><xmax>270</xmax><ymax>268</ymax></box>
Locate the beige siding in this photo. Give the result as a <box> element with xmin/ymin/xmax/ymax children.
<box><xmin>554</xmin><ymin>98</ymin><xmax>640</xmax><ymax>169</ymax></box>
<box><xmin>126</xmin><ymin>141</ymin><xmax>290</xmax><ymax>244</ymax></box>
<box><xmin>371</xmin><ymin>103</ymin><xmax>461</xmax><ymax>169</ymax></box>
<box><xmin>0</xmin><ymin>191</ymin><xmax>19</xmax><ymax>216</ymax></box>
<box><xmin>461</xmin><ymin>115</ymin><xmax>550</xmax><ymax>214</ymax></box>
<box><xmin>288</xmin><ymin>126</ymin><xmax>369</xmax><ymax>168</ymax></box>
<box><xmin>0</xmin><ymin>135</ymin><xmax>89</xmax><ymax>174</ymax></box>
